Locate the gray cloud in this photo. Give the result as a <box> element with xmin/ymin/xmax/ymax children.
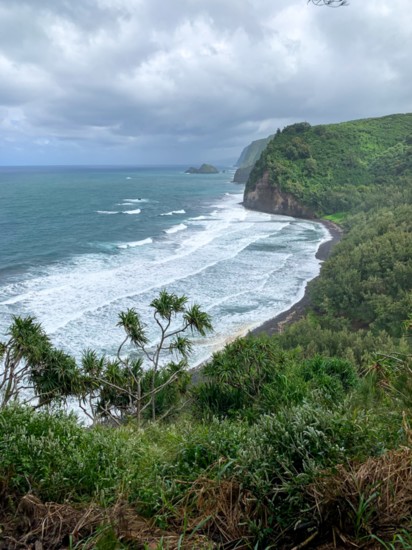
<box><xmin>0</xmin><ymin>0</ymin><xmax>411</xmax><ymax>165</ymax></box>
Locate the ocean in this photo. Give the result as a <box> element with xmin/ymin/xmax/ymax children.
<box><xmin>0</xmin><ymin>165</ymin><xmax>330</xmax><ymax>366</ymax></box>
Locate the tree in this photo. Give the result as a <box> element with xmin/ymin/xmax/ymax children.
<box><xmin>1</xmin><ymin>291</ymin><xmax>213</xmax><ymax>426</ymax></box>
<box><xmin>77</xmin><ymin>290</ymin><xmax>213</xmax><ymax>426</ymax></box>
<box><xmin>0</xmin><ymin>316</ymin><xmax>78</xmax><ymax>409</ymax></box>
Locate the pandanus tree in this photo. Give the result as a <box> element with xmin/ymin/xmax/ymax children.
<box><xmin>77</xmin><ymin>290</ymin><xmax>213</xmax><ymax>426</ymax></box>
<box><xmin>1</xmin><ymin>291</ymin><xmax>212</xmax><ymax>426</ymax></box>
<box><xmin>0</xmin><ymin>316</ymin><xmax>79</xmax><ymax>409</ymax></box>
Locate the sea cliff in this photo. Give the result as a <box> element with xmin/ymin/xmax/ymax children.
<box><xmin>242</xmin><ymin>113</ymin><xmax>412</xmax><ymax>217</ymax></box>
<box><xmin>243</xmin><ymin>170</ymin><xmax>315</xmax><ymax>218</ymax></box>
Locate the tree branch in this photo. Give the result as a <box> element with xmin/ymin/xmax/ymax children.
<box><xmin>309</xmin><ymin>0</ymin><xmax>348</xmax><ymax>6</ymax></box>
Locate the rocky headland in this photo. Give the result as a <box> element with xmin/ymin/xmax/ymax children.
<box><xmin>232</xmin><ymin>166</ymin><xmax>252</xmax><ymax>183</ymax></box>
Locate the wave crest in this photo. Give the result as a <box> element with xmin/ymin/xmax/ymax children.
<box><xmin>164</xmin><ymin>223</ymin><xmax>188</xmax><ymax>234</ymax></box>
<box><xmin>160</xmin><ymin>209</ymin><xmax>186</xmax><ymax>216</ymax></box>
<box><xmin>117</xmin><ymin>238</ymin><xmax>153</xmax><ymax>249</ymax></box>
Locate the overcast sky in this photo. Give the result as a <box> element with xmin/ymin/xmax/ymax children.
<box><xmin>1</xmin><ymin>0</ymin><xmax>411</xmax><ymax>166</ymax></box>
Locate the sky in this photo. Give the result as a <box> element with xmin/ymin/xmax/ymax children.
<box><xmin>0</xmin><ymin>0</ymin><xmax>411</xmax><ymax>166</ymax></box>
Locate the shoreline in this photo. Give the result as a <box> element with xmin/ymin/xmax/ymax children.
<box><xmin>191</xmin><ymin>218</ymin><xmax>343</xmax><ymax>378</ymax></box>
<box><xmin>249</xmin><ymin>218</ymin><xmax>343</xmax><ymax>337</ymax></box>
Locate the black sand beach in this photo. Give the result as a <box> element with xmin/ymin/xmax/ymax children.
<box><xmin>250</xmin><ymin>219</ymin><xmax>343</xmax><ymax>337</ymax></box>
<box><xmin>191</xmin><ymin>218</ymin><xmax>343</xmax><ymax>380</ymax></box>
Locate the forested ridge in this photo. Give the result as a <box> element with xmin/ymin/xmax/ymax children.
<box><xmin>1</xmin><ymin>114</ymin><xmax>412</xmax><ymax>549</ymax></box>
<box><xmin>247</xmin><ymin>113</ymin><xmax>412</xmax><ymax>214</ymax></box>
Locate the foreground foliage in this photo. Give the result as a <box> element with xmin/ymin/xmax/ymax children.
<box><xmin>0</xmin><ymin>316</ymin><xmax>77</xmax><ymax>409</ymax></box>
<box><xmin>0</xmin><ymin>364</ymin><xmax>411</xmax><ymax>548</ymax></box>
<box><xmin>0</xmin><ymin>290</ymin><xmax>212</xmax><ymax>427</ymax></box>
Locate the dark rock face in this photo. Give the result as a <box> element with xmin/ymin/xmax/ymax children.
<box><xmin>232</xmin><ymin>166</ymin><xmax>252</xmax><ymax>183</ymax></box>
<box><xmin>185</xmin><ymin>164</ymin><xmax>219</xmax><ymax>174</ymax></box>
<box><xmin>243</xmin><ymin>171</ymin><xmax>315</xmax><ymax>218</ymax></box>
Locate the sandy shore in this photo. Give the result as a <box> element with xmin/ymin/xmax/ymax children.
<box><xmin>191</xmin><ymin>219</ymin><xmax>343</xmax><ymax>380</ymax></box>
<box><xmin>249</xmin><ymin>219</ymin><xmax>343</xmax><ymax>337</ymax></box>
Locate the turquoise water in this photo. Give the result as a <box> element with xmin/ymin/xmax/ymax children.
<box><xmin>0</xmin><ymin>165</ymin><xmax>329</xmax><ymax>364</ymax></box>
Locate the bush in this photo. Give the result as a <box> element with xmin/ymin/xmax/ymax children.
<box><xmin>298</xmin><ymin>355</ymin><xmax>358</xmax><ymax>402</ymax></box>
<box><xmin>192</xmin><ymin>336</ymin><xmax>306</xmax><ymax>419</ymax></box>
<box><xmin>233</xmin><ymin>399</ymin><xmax>406</xmax><ymax>538</ymax></box>
<box><xmin>0</xmin><ymin>405</ymin><xmax>142</xmax><ymax>503</ymax></box>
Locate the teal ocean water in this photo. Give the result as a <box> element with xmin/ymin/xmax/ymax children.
<box><xmin>0</xmin><ymin>165</ymin><xmax>329</xmax><ymax>365</ymax></box>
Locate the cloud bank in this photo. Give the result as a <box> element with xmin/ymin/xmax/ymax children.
<box><xmin>1</xmin><ymin>0</ymin><xmax>411</xmax><ymax>165</ymax></box>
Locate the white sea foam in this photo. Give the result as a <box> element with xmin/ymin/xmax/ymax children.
<box><xmin>96</xmin><ymin>210</ymin><xmax>119</xmax><ymax>215</ymax></box>
<box><xmin>164</xmin><ymin>223</ymin><xmax>187</xmax><ymax>234</ymax></box>
<box><xmin>0</xmin><ymin>189</ymin><xmax>331</xmax><ymax>368</ymax></box>
<box><xmin>160</xmin><ymin>209</ymin><xmax>186</xmax><ymax>216</ymax></box>
<box><xmin>117</xmin><ymin>238</ymin><xmax>153</xmax><ymax>249</ymax></box>
<box><xmin>123</xmin><ymin>198</ymin><xmax>148</xmax><ymax>203</ymax></box>
<box><xmin>123</xmin><ymin>209</ymin><xmax>141</xmax><ymax>215</ymax></box>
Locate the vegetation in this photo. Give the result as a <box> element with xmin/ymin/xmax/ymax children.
<box><xmin>0</xmin><ymin>316</ymin><xmax>78</xmax><ymax>410</ymax></box>
<box><xmin>247</xmin><ymin>113</ymin><xmax>412</xmax><ymax>215</ymax></box>
<box><xmin>79</xmin><ymin>290</ymin><xmax>212</xmax><ymax>426</ymax></box>
<box><xmin>1</xmin><ymin>113</ymin><xmax>412</xmax><ymax>548</ymax></box>
<box><xmin>234</xmin><ymin>136</ymin><xmax>275</xmax><ymax>183</ymax></box>
<box><xmin>1</xmin><ymin>290</ymin><xmax>212</xmax><ymax>428</ymax></box>
<box><xmin>310</xmin><ymin>206</ymin><xmax>412</xmax><ymax>336</ymax></box>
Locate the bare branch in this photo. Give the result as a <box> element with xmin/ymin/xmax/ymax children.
<box><xmin>308</xmin><ymin>0</ymin><xmax>348</xmax><ymax>6</ymax></box>
<box><xmin>93</xmin><ymin>376</ymin><xmax>135</xmax><ymax>399</ymax></box>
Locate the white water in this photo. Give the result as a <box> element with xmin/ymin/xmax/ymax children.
<box><xmin>0</xmin><ymin>192</ymin><xmax>330</xmax><ymax>366</ymax></box>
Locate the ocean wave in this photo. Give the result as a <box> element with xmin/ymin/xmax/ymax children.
<box><xmin>164</xmin><ymin>223</ymin><xmax>188</xmax><ymax>234</ymax></box>
<box><xmin>96</xmin><ymin>210</ymin><xmax>119</xmax><ymax>215</ymax></box>
<box><xmin>189</xmin><ymin>215</ymin><xmax>208</xmax><ymax>221</ymax></box>
<box><xmin>0</xmin><ymin>186</ymin><xmax>327</xmax><ymax>370</ymax></box>
<box><xmin>160</xmin><ymin>209</ymin><xmax>186</xmax><ymax>216</ymax></box>
<box><xmin>117</xmin><ymin>238</ymin><xmax>153</xmax><ymax>249</ymax></box>
<box><xmin>123</xmin><ymin>209</ymin><xmax>141</xmax><ymax>215</ymax></box>
<box><xmin>123</xmin><ymin>198</ymin><xmax>148</xmax><ymax>203</ymax></box>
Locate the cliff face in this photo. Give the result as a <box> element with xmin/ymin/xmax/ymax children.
<box><xmin>236</xmin><ymin>136</ymin><xmax>273</xmax><ymax>168</ymax></box>
<box><xmin>232</xmin><ymin>166</ymin><xmax>252</xmax><ymax>183</ymax></box>
<box><xmin>243</xmin><ymin>171</ymin><xmax>316</xmax><ymax>218</ymax></box>
<box><xmin>243</xmin><ymin>114</ymin><xmax>412</xmax><ymax>216</ymax></box>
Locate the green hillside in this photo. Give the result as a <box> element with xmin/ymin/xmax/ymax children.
<box><xmin>247</xmin><ymin>114</ymin><xmax>412</xmax><ymax>214</ymax></box>
<box><xmin>235</xmin><ymin>135</ymin><xmax>273</xmax><ymax>168</ymax></box>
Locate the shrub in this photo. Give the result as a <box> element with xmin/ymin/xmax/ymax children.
<box><xmin>299</xmin><ymin>355</ymin><xmax>358</xmax><ymax>402</ymax></box>
<box><xmin>0</xmin><ymin>405</ymin><xmax>142</xmax><ymax>503</ymax></box>
<box><xmin>193</xmin><ymin>336</ymin><xmax>305</xmax><ymax>419</ymax></box>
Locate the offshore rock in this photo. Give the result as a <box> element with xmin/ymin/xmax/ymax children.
<box><xmin>185</xmin><ymin>164</ymin><xmax>219</xmax><ymax>174</ymax></box>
